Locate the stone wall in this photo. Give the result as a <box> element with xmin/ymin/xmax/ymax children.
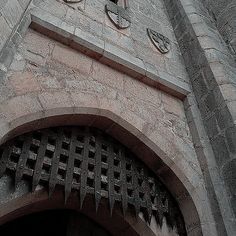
<box><xmin>0</xmin><ymin>0</ymin><xmax>31</xmax><ymax>51</ymax></box>
<box><xmin>0</xmin><ymin>27</ymin><xmax>207</xmax><ymax>235</ymax></box>
<box><xmin>201</xmin><ymin>0</ymin><xmax>236</xmax><ymax>56</ymax></box>
<box><xmin>33</xmin><ymin>0</ymin><xmax>188</xmax><ymax>81</ymax></box>
<box><xmin>0</xmin><ymin>0</ymin><xmax>191</xmax><ymax>97</ymax></box>
<box><xmin>163</xmin><ymin>0</ymin><xmax>236</xmax><ymax>235</ymax></box>
<box><xmin>0</xmin><ymin>0</ymin><xmax>31</xmax><ymax>73</ymax></box>
<box><xmin>1</xmin><ymin>0</ymin><xmax>235</xmax><ymax>235</ymax></box>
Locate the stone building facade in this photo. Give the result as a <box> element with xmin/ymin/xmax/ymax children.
<box><xmin>0</xmin><ymin>0</ymin><xmax>235</xmax><ymax>235</ymax></box>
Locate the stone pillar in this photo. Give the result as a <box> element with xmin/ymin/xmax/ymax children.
<box><xmin>164</xmin><ymin>0</ymin><xmax>236</xmax><ymax>235</ymax></box>
<box><xmin>202</xmin><ymin>0</ymin><xmax>236</xmax><ymax>56</ymax></box>
<box><xmin>0</xmin><ymin>0</ymin><xmax>32</xmax><ymax>77</ymax></box>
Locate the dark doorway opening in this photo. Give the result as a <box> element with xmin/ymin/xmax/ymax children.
<box><xmin>0</xmin><ymin>209</ymin><xmax>111</xmax><ymax>236</ymax></box>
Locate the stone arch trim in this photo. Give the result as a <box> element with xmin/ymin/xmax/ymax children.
<box><xmin>0</xmin><ymin>108</ymin><xmax>197</xmax><ymax>195</ymax></box>
<box><xmin>0</xmin><ymin>107</ymin><xmax>206</xmax><ymax>235</ymax></box>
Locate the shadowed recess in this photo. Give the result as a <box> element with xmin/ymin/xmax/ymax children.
<box><xmin>0</xmin><ymin>209</ymin><xmax>111</xmax><ymax>236</ymax></box>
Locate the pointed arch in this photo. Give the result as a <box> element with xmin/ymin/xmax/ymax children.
<box><xmin>0</xmin><ymin>108</ymin><xmax>205</xmax><ymax>235</ymax></box>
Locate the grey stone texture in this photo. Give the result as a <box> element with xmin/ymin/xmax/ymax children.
<box><xmin>201</xmin><ymin>0</ymin><xmax>236</xmax><ymax>56</ymax></box>
<box><xmin>0</xmin><ymin>27</ymin><xmax>204</xmax><ymax>236</ymax></box>
<box><xmin>164</xmin><ymin>0</ymin><xmax>236</xmax><ymax>235</ymax></box>
<box><xmin>0</xmin><ymin>0</ymin><xmax>235</xmax><ymax>235</ymax></box>
<box><xmin>0</xmin><ymin>0</ymin><xmax>31</xmax><ymax>76</ymax></box>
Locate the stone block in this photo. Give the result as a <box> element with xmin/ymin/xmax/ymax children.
<box><xmin>0</xmin><ymin>0</ymin><xmax>8</xmax><ymax>11</ymax></box>
<box><xmin>1</xmin><ymin>0</ymin><xmax>23</xmax><ymax>28</ymax></box>
<box><xmin>0</xmin><ymin>15</ymin><xmax>11</xmax><ymax>52</ymax></box>
<box><xmin>102</xmin><ymin>41</ymin><xmax>146</xmax><ymax>78</ymax></box>
<box><xmin>227</xmin><ymin>101</ymin><xmax>236</xmax><ymax>124</ymax></box>
<box><xmin>90</xmin><ymin>60</ymin><xmax>124</xmax><ymax>91</ymax></box>
<box><xmin>10</xmin><ymin>32</ymin><xmax>23</xmax><ymax>52</ymax></box>
<box><xmin>8</xmin><ymin>71</ymin><xmax>41</xmax><ymax>95</ymax></box>
<box><xmin>204</xmin><ymin>92</ymin><xmax>218</xmax><ymax>114</ymax></box>
<box><xmin>16</xmin><ymin>11</ymin><xmax>31</xmax><ymax>39</ymax></box>
<box><xmin>31</xmin><ymin>7</ymin><xmax>63</xmax><ymax>36</ymax></box>
<box><xmin>52</xmin><ymin>44</ymin><xmax>93</xmax><ymax>75</ymax></box>
<box><xmin>215</xmin><ymin>106</ymin><xmax>233</xmax><ymax>130</ymax></box>
<box><xmin>38</xmin><ymin>91</ymin><xmax>74</xmax><ymax>117</ymax></box>
<box><xmin>219</xmin><ymin>84</ymin><xmax>236</xmax><ymax>102</ymax></box>
<box><xmin>80</xmin><ymin>14</ymin><xmax>103</xmax><ymax>37</ymax></box>
<box><xmin>71</xmin><ymin>91</ymin><xmax>100</xmax><ymax>109</ymax></box>
<box><xmin>192</xmin><ymin>73</ymin><xmax>208</xmax><ymax>98</ymax></box>
<box><xmin>1</xmin><ymin>94</ymin><xmax>43</xmax><ymax>122</ymax></box>
<box><xmin>226</xmin><ymin>127</ymin><xmax>236</xmax><ymax>154</ymax></box>
<box><xmin>37</xmin><ymin>75</ymin><xmax>62</xmax><ymax>90</ymax></box>
<box><xmin>84</xmin><ymin>0</ymin><xmax>105</xmax><ymax>24</ymax></box>
<box><xmin>24</xmin><ymin>29</ymin><xmax>53</xmax><ymax>58</ymax></box>
<box><xmin>17</xmin><ymin>0</ymin><xmax>31</xmax><ymax>10</ymax></box>
<box><xmin>9</xmin><ymin>53</ymin><xmax>26</xmax><ymax>72</ymax></box>
<box><xmin>162</xmin><ymin>92</ymin><xmax>185</xmax><ymax>119</ymax></box>
<box><xmin>0</xmin><ymin>76</ymin><xmax>15</xmax><ymax>104</ymax></box>
<box><xmin>211</xmin><ymin>135</ymin><xmax>231</xmax><ymax>167</ymax></box>
<box><xmin>222</xmin><ymin>159</ymin><xmax>236</xmax><ymax>195</ymax></box>
<box><xmin>123</xmin><ymin>77</ymin><xmax>162</xmax><ymax>108</ymax></box>
<box><xmin>0</xmin><ymin>40</ymin><xmax>16</xmax><ymax>69</ymax></box>
<box><xmin>201</xmin><ymin>64</ymin><xmax>218</xmax><ymax>90</ymax></box>
<box><xmin>103</xmin><ymin>26</ymin><xmax>135</xmax><ymax>53</ymax></box>
<box><xmin>72</xmin><ymin>27</ymin><xmax>104</xmax><ymax>58</ymax></box>
<box><xmin>33</xmin><ymin>0</ymin><xmax>67</xmax><ymax>19</ymax></box>
<box><xmin>145</xmin><ymin>62</ymin><xmax>190</xmax><ymax>98</ymax></box>
<box><xmin>205</xmin><ymin>115</ymin><xmax>219</xmax><ymax>139</ymax></box>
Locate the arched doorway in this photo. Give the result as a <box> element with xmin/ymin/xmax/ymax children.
<box><xmin>0</xmin><ymin>126</ymin><xmax>187</xmax><ymax>235</ymax></box>
<box><xmin>0</xmin><ymin>209</ymin><xmax>111</xmax><ymax>236</ymax></box>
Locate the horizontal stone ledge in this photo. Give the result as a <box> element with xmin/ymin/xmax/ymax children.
<box><xmin>30</xmin><ymin>7</ymin><xmax>190</xmax><ymax>99</ymax></box>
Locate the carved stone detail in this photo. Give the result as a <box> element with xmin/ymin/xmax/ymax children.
<box><xmin>147</xmin><ymin>28</ymin><xmax>171</xmax><ymax>54</ymax></box>
<box><xmin>105</xmin><ymin>1</ymin><xmax>131</xmax><ymax>29</ymax></box>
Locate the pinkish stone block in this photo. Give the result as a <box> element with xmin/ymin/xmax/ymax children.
<box><xmin>8</xmin><ymin>71</ymin><xmax>41</xmax><ymax>95</ymax></box>
<box><xmin>52</xmin><ymin>44</ymin><xmax>93</xmax><ymax>75</ymax></box>
<box><xmin>90</xmin><ymin>60</ymin><xmax>124</xmax><ymax>91</ymax></box>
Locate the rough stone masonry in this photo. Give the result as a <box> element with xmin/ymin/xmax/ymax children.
<box><xmin>0</xmin><ymin>0</ymin><xmax>235</xmax><ymax>236</ymax></box>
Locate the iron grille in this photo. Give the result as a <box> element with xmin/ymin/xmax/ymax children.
<box><xmin>0</xmin><ymin>126</ymin><xmax>186</xmax><ymax>235</ymax></box>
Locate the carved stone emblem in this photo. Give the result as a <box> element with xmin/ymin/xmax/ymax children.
<box><xmin>147</xmin><ymin>28</ymin><xmax>171</xmax><ymax>54</ymax></box>
<box><xmin>105</xmin><ymin>1</ymin><xmax>131</xmax><ymax>29</ymax></box>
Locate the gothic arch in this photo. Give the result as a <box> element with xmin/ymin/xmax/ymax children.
<box><xmin>0</xmin><ymin>107</ymin><xmax>205</xmax><ymax>235</ymax></box>
<box><xmin>0</xmin><ymin>125</ymin><xmax>187</xmax><ymax>234</ymax></box>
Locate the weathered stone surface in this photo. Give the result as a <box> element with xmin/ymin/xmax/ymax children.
<box><xmin>202</xmin><ymin>0</ymin><xmax>236</xmax><ymax>56</ymax></box>
<box><xmin>52</xmin><ymin>44</ymin><xmax>92</xmax><ymax>75</ymax></box>
<box><xmin>8</xmin><ymin>71</ymin><xmax>41</xmax><ymax>95</ymax></box>
<box><xmin>0</xmin><ymin>15</ymin><xmax>11</xmax><ymax>52</ymax></box>
<box><xmin>0</xmin><ymin>0</ymin><xmax>23</xmax><ymax>29</ymax></box>
<box><xmin>29</xmin><ymin>0</ymin><xmax>190</xmax><ymax>96</ymax></box>
<box><xmin>164</xmin><ymin>0</ymin><xmax>236</xmax><ymax>235</ymax></box>
<box><xmin>17</xmin><ymin>0</ymin><xmax>31</xmax><ymax>9</ymax></box>
<box><xmin>0</xmin><ymin>0</ymin><xmax>235</xmax><ymax>235</ymax></box>
<box><xmin>0</xmin><ymin>28</ymin><xmax>211</xmax><ymax>236</ymax></box>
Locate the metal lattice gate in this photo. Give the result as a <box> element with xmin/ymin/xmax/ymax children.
<box><xmin>0</xmin><ymin>126</ymin><xmax>186</xmax><ymax>235</ymax></box>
